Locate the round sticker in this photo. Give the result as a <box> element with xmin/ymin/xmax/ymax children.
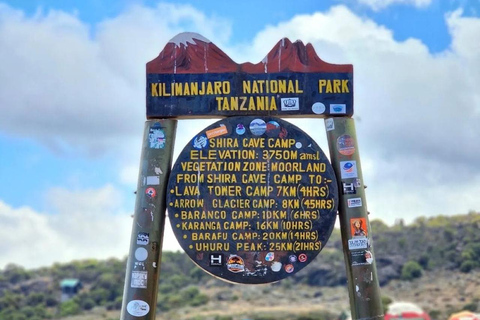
<box><xmin>285</xmin><ymin>264</ymin><xmax>294</xmax><ymax>273</ymax></box>
<box><xmin>135</xmin><ymin>247</ymin><xmax>148</xmax><ymax>261</ymax></box>
<box><xmin>337</xmin><ymin>134</ymin><xmax>355</xmax><ymax>156</ymax></box>
<box><xmin>266</xmin><ymin>121</ymin><xmax>281</xmax><ymax>137</ymax></box>
<box><xmin>192</xmin><ymin>134</ymin><xmax>208</xmax><ymax>149</ymax></box>
<box><xmin>145</xmin><ymin>187</ymin><xmax>156</xmax><ymax>198</ymax></box>
<box><xmin>127</xmin><ymin>300</ymin><xmax>150</xmax><ymax>317</ymax></box>
<box><xmin>298</xmin><ymin>253</ymin><xmax>308</xmax><ymax>263</ymax></box>
<box><xmin>312</xmin><ymin>102</ymin><xmax>326</xmax><ymax>114</ymax></box>
<box><xmin>249</xmin><ymin>119</ymin><xmax>267</xmax><ymax>136</ymax></box>
<box><xmin>265</xmin><ymin>252</ymin><xmax>274</xmax><ymax>262</ymax></box>
<box><xmin>167</xmin><ymin>116</ymin><xmax>338</xmax><ymax>284</ymax></box>
<box><xmin>236</xmin><ymin>124</ymin><xmax>246</xmax><ymax>135</ymax></box>
<box><xmin>271</xmin><ymin>261</ymin><xmax>282</xmax><ymax>272</ymax></box>
<box><xmin>226</xmin><ymin>255</ymin><xmax>245</xmax><ymax>273</ymax></box>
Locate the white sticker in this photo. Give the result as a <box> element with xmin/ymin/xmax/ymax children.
<box><xmin>330</xmin><ymin>104</ymin><xmax>346</xmax><ymax>114</ymax></box>
<box><xmin>143</xmin><ymin>176</ymin><xmax>160</xmax><ymax>185</ymax></box>
<box><xmin>131</xmin><ymin>271</ymin><xmax>148</xmax><ymax>289</ymax></box>
<box><xmin>137</xmin><ymin>232</ymin><xmax>149</xmax><ymax>245</ymax></box>
<box><xmin>347</xmin><ymin>198</ymin><xmax>362</xmax><ymax>208</ymax></box>
<box><xmin>281</xmin><ymin>97</ymin><xmax>299</xmax><ymax>111</ymax></box>
<box><xmin>348</xmin><ymin>237</ymin><xmax>368</xmax><ymax>250</ymax></box>
<box><xmin>340</xmin><ymin>160</ymin><xmax>358</xmax><ymax>179</ymax></box>
<box><xmin>325</xmin><ymin>118</ymin><xmax>334</xmax><ymax>131</ymax></box>
<box><xmin>271</xmin><ymin>261</ymin><xmax>282</xmax><ymax>272</ymax></box>
<box><xmin>127</xmin><ymin>300</ymin><xmax>150</xmax><ymax>317</ymax></box>
<box><xmin>312</xmin><ymin>102</ymin><xmax>326</xmax><ymax>114</ymax></box>
<box><xmin>135</xmin><ymin>247</ymin><xmax>148</xmax><ymax>261</ymax></box>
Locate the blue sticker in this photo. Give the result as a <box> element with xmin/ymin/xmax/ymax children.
<box><xmin>192</xmin><ymin>134</ymin><xmax>208</xmax><ymax>149</ymax></box>
<box><xmin>149</xmin><ymin>124</ymin><xmax>166</xmax><ymax>149</ymax></box>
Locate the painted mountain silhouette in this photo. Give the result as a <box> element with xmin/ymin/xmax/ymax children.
<box><xmin>146</xmin><ymin>33</ymin><xmax>238</xmax><ymax>74</ymax></box>
<box><xmin>147</xmin><ymin>32</ymin><xmax>352</xmax><ymax>74</ymax></box>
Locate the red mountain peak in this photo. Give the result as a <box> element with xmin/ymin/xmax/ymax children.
<box><xmin>146</xmin><ymin>32</ymin><xmax>237</xmax><ymax>74</ymax></box>
<box><xmin>147</xmin><ymin>33</ymin><xmax>352</xmax><ymax>74</ymax></box>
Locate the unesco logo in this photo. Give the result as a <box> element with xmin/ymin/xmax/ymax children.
<box><xmin>281</xmin><ymin>97</ymin><xmax>299</xmax><ymax>111</ymax></box>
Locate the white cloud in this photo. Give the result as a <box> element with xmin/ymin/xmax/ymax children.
<box><xmin>356</xmin><ymin>0</ymin><xmax>432</xmax><ymax>11</ymax></box>
<box><xmin>0</xmin><ymin>186</ymin><xmax>130</xmax><ymax>269</ymax></box>
<box><xmin>120</xmin><ymin>164</ymin><xmax>141</xmax><ymax>186</ymax></box>
<box><xmin>446</xmin><ymin>9</ymin><xmax>480</xmax><ymax>67</ymax></box>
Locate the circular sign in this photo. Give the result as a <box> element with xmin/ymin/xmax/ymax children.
<box><xmin>167</xmin><ymin>116</ymin><xmax>338</xmax><ymax>284</ymax></box>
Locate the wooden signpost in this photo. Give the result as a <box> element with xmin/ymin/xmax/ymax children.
<box><xmin>121</xmin><ymin>32</ymin><xmax>384</xmax><ymax>320</ymax></box>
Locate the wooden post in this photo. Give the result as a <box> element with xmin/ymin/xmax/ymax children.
<box><xmin>325</xmin><ymin>117</ymin><xmax>384</xmax><ymax>320</ymax></box>
<box><xmin>120</xmin><ymin>119</ymin><xmax>177</xmax><ymax>320</ymax></box>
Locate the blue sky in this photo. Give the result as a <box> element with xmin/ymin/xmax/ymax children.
<box><xmin>1</xmin><ymin>0</ymin><xmax>479</xmax><ymax>269</ymax></box>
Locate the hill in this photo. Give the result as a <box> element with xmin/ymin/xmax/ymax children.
<box><xmin>1</xmin><ymin>211</ymin><xmax>479</xmax><ymax>319</ymax></box>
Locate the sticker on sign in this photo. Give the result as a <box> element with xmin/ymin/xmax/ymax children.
<box><xmin>348</xmin><ymin>237</ymin><xmax>368</xmax><ymax>250</ymax></box>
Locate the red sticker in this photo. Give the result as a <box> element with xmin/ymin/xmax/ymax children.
<box><xmin>285</xmin><ymin>264</ymin><xmax>294</xmax><ymax>273</ymax></box>
<box><xmin>145</xmin><ymin>187</ymin><xmax>156</xmax><ymax>198</ymax></box>
<box><xmin>298</xmin><ymin>253</ymin><xmax>307</xmax><ymax>263</ymax></box>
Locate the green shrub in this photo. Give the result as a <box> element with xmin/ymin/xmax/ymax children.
<box><xmin>190</xmin><ymin>293</ymin><xmax>209</xmax><ymax>306</ymax></box>
<box><xmin>382</xmin><ymin>295</ymin><xmax>393</xmax><ymax>312</ymax></box>
<box><xmin>80</xmin><ymin>297</ymin><xmax>95</xmax><ymax>310</ymax></box>
<box><xmin>25</xmin><ymin>293</ymin><xmax>45</xmax><ymax>307</ymax></box>
<box><xmin>59</xmin><ymin>300</ymin><xmax>81</xmax><ymax>317</ymax></box>
<box><xmin>296</xmin><ymin>310</ymin><xmax>333</xmax><ymax>320</ymax></box>
<box><xmin>463</xmin><ymin>301</ymin><xmax>478</xmax><ymax>312</ymax></box>
<box><xmin>429</xmin><ymin>309</ymin><xmax>442</xmax><ymax>320</ymax></box>
<box><xmin>460</xmin><ymin>260</ymin><xmax>477</xmax><ymax>273</ymax></box>
<box><xmin>401</xmin><ymin>261</ymin><xmax>423</xmax><ymax>280</ymax></box>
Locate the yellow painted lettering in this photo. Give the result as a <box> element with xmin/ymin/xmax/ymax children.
<box><xmin>151</xmin><ymin>83</ymin><xmax>158</xmax><ymax>96</ymax></box>
<box><xmin>342</xmin><ymin>79</ymin><xmax>349</xmax><ymax>93</ymax></box>
<box><xmin>242</xmin><ymin>81</ymin><xmax>251</xmax><ymax>94</ymax></box>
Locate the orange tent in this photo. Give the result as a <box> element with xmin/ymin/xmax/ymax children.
<box><xmin>448</xmin><ymin>311</ymin><xmax>480</xmax><ymax>320</ymax></box>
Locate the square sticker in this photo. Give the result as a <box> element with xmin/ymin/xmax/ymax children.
<box><xmin>330</xmin><ymin>104</ymin><xmax>346</xmax><ymax>114</ymax></box>
<box><xmin>137</xmin><ymin>232</ymin><xmax>150</xmax><ymax>245</ymax></box>
<box><xmin>325</xmin><ymin>118</ymin><xmax>334</xmax><ymax>131</ymax></box>
<box><xmin>209</xmin><ymin>253</ymin><xmax>224</xmax><ymax>267</ymax></box>
<box><xmin>342</xmin><ymin>182</ymin><xmax>356</xmax><ymax>194</ymax></box>
<box><xmin>348</xmin><ymin>238</ymin><xmax>368</xmax><ymax>250</ymax></box>
<box><xmin>347</xmin><ymin>198</ymin><xmax>362</xmax><ymax>208</ymax></box>
<box><xmin>350</xmin><ymin>218</ymin><xmax>368</xmax><ymax>237</ymax></box>
<box><xmin>351</xmin><ymin>250</ymin><xmax>373</xmax><ymax>266</ymax></box>
<box><xmin>131</xmin><ymin>271</ymin><xmax>148</xmax><ymax>288</ymax></box>
<box><xmin>340</xmin><ymin>161</ymin><xmax>358</xmax><ymax>179</ymax></box>
<box><xmin>281</xmin><ymin>98</ymin><xmax>299</xmax><ymax>111</ymax></box>
<box><xmin>206</xmin><ymin>125</ymin><xmax>228</xmax><ymax>138</ymax></box>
